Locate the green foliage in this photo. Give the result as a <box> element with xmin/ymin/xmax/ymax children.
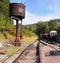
<box><xmin>23</xmin><ymin>24</ymin><xmax>37</xmax><ymax>37</ymax></box>
<box><xmin>57</xmin><ymin>24</ymin><xmax>60</xmax><ymax>33</ymax></box>
<box><xmin>23</xmin><ymin>24</ymin><xmax>36</xmax><ymax>31</ymax></box>
<box><xmin>0</xmin><ymin>13</ymin><xmax>5</xmax><ymax>20</ymax></box>
<box><xmin>0</xmin><ymin>32</ymin><xmax>5</xmax><ymax>39</ymax></box>
<box><xmin>0</xmin><ymin>0</ymin><xmax>9</xmax><ymax>18</ymax></box>
<box><xmin>35</xmin><ymin>22</ymin><xmax>49</xmax><ymax>37</ymax></box>
<box><xmin>34</xmin><ymin>19</ymin><xmax>60</xmax><ymax>38</ymax></box>
<box><xmin>0</xmin><ymin>0</ymin><xmax>10</xmax><ymax>29</ymax></box>
<box><xmin>23</xmin><ymin>29</ymin><xmax>35</xmax><ymax>37</ymax></box>
<box><xmin>48</xmin><ymin>20</ymin><xmax>58</xmax><ymax>31</ymax></box>
<box><xmin>0</xmin><ymin>20</ymin><xmax>5</xmax><ymax>30</ymax></box>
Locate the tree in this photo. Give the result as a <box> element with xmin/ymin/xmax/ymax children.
<box><xmin>0</xmin><ymin>0</ymin><xmax>10</xmax><ymax>29</ymax></box>
<box><xmin>48</xmin><ymin>20</ymin><xmax>58</xmax><ymax>31</ymax></box>
<box><xmin>35</xmin><ymin>22</ymin><xmax>49</xmax><ymax>38</ymax></box>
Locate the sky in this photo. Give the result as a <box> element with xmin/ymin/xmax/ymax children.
<box><xmin>10</xmin><ymin>0</ymin><xmax>60</xmax><ymax>25</ymax></box>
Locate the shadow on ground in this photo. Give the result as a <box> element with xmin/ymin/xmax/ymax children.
<box><xmin>45</xmin><ymin>51</ymin><xmax>60</xmax><ymax>56</ymax></box>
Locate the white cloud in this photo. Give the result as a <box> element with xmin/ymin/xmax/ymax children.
<box><xmin>22</xmin><ymin>11</ymin><xmax>60</xmax><ymax>25</ymax></box>
<box><xmin>22</xmin><ymin>0</ymin><xmax>60</xmax><ymax>25</ymax></box>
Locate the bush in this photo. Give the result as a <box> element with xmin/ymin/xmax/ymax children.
<box><xmin>23</xmin><ymin>29</ymin><xmax>35</xmax><ymax>37</ymax></box>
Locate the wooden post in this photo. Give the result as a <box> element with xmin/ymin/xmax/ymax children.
<box><xmin>20</xmin><ymin>19</ymin><xmax>23</xmax><ymax>39</ymax></box>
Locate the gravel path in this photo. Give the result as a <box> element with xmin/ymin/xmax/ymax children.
<box><xmin>15</xmin><ymin>41</ymin><xmax>40</xmax><ymax>63</ymax></box>
<box><xmin>39</xmin><ymin>40</ymin><xmax>60</xmax><ymax>63</ymax></box>
<box><xmin>3</xmin><ymin>40</ymin><xmax>38</xmax><ymax>63</ymax></box>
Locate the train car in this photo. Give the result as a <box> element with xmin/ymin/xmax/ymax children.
<box><xmin>49</xmin><ymin>30</ymin><xmax>57</xmax><ymax>41</ymax></box>
<box><xmin>42</xmin><ymin>32</ymin><xmax>49</xmax><ymax>40</ymax></box>
<box><xmin>43</xmin><ymin>33</ymin><xmax>48</xmax><ymax>38</ymax></box>
<box><xmin>42</xmin><ymin>30</ymin><xmax>57</xmax><ymax>41</ymax></box>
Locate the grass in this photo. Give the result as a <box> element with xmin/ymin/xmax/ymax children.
<box><xmin>0</xmin><ymin>46</ymin><xmax>22</xmax><ymax>57</ymax></box>
<box><xmin>0</xmin><ymin>31</ymin><xmax>38</xmax><ymax>58</ymax></box>
<box><xmin>5</xmin><ymin>35</ymin><xmax>38</xmax><ymax>57</ymax></box>
<box><xmin>0</xmin><ymin>32</ymin><xmax>7</xmax><ymax>44</ymax></box>
<box><xmin>0</xmin><ymin>32</ymin><xmax>22</xmax><ymax>58</ymax></box>
<box><xmin>6</xmin><ymin>31</ymin><xmax>15</xmax><ymax>41</ymax></box>
<box><xmin>6</xmin><ymin>47</ymin><xmax>22</xmax><ymax>57</ymax></box>
<box><xmin>21</xmin><ymin>35</ymin><xmax>38</xmax><ymax>44</ymax></box>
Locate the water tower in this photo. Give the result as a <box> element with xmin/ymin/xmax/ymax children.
<box><xmin>9</xmin><ymin>3</ymin><xmax>25</xmax><ymax>46</ymax></box>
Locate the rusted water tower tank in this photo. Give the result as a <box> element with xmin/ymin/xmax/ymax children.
<box><xmin>10</xmin><ymin>3</ymin><xmax>25</xmax><ymax>19</ymax></box>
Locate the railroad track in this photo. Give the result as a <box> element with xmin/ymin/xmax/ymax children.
<box><xmin>39</xmin><ymin>39</ymin><xmax>60</xmax><ymax>63</ymax></box>
<box><xmin>40</xmin><ymin>39</ymin><xmax>60</xmax><ymax>51</ymax></box>
<box><xmin>41</xmin><ymin>39</ymin><xmax>60</xmax><ymax>46</ymax></box>
<box><xmin>4</xmin><ymin>39</ymin><xmax>60</xmax><ymax>63</ymax></box>
<box><xmin>13</xmin><ymin>40</ymin><xmax>40</xmax><ymax>63</ymax></box>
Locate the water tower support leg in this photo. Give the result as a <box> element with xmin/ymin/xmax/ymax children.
<box><xmin>15</xmin><ymin>21</ymin><xmax>19</xmax><ymax>46</ymax></box>
<box><xmin>20</xmin><ymin>19</ymin><xmax>23</xmax><ymax>39</ymax></box>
